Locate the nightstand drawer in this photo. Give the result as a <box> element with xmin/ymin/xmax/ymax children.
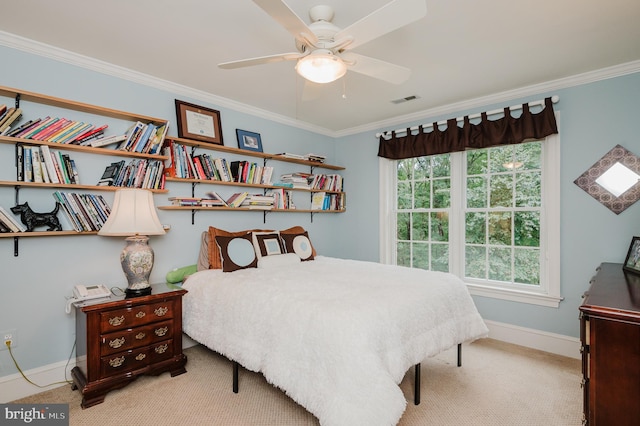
<box><xmin>100</xmin><ymin>320</ymin><xmax>173</xmax><ymax>356</ymax></box>
<box><xmin>99</xmin><ymin>340</ymin><xmax>174</xmax><ymax>378</ymax></box>
<box><xmin>99</xmin><ymin>300</ymin><xmax>175</xmax><ymax>332</ymax></box>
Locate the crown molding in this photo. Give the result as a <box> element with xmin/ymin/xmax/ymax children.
<box><xmin>2</xmin><ymin>31</ymin><xmax>638</xmax><ymax>139</ymax></box>
<box><xmin>0</xmin><ymin>31</ymin><xmax>334</xmax><ymax>137</ymax></box>
<box><xmin>338</xmin><ymin>59</ymin><xmax>640</xmax><ymax>138</ymax></box>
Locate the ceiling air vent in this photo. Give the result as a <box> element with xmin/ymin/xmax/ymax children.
<box><xmin>391</xmin><ymin>95</ymin><xmax>420</xmax><ymax>105</ymax></box>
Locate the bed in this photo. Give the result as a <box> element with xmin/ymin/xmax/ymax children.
<box><xmin>181</xmin><ymin>226</ymin><xmax>488</xmax><ymax>426</ymax></box>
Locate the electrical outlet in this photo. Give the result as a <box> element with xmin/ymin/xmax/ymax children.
<box><xmin>1</xmin><ymin>329</ymin><xmax>17</xmax><ymax>351</ymax></box>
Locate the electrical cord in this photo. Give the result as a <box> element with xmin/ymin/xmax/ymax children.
<box><xmin>5</xmin><ymin>339</ymin><xmax>75</xmax><ymax>387</ymax></box>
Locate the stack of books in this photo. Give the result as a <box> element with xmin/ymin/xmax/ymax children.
<box><xmin>168</xmin><ymin>197</ymin><xmax>202</xmax><ymax>207</ymax></box>
<box><xmin>202</xmin><ymin>191</ymin><xmax>228</xmax><ymax>207</ymax></box>
<box><xmin>279</xmin><ymin>172</ymin><xmax>312</xmax><ymax>189</ymax></box>
<box><xmin>240</xmin><ymin>193</ymin><xmax>275</xmax><ymax>210</ymax></box>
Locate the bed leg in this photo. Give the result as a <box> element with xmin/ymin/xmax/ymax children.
<box><xmin>457</xmin><ymin>343</ymin><xmax>462</xmax><ymax>367</ymax></box>
<box><xmin>414</xmin><ymin>363</ymin><xmax>421</xmax><ymax>405</ymax></box>
<box><xmin>233</xmin><ymin>361</ymin><xmax>239</xmax><ymax>393</ymax></box>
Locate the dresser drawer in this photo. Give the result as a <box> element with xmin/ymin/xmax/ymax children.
<box><xmin>99</xmin><ymin>300</ymin><xmax>174</xmax><ymax>332</ymax></box>
<box><xmin>99</xmin><ymin>340</ymin><xmax>173</xmax><ymax>378</ymax></box>
<box><xmin>100</xmin><ymin>320</ymin><xmax>173</xmax><ymax>356</ymax></box>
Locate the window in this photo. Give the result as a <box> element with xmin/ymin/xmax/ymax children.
<box><xmin>380</xmin><ymin>133</ymin><xmax>561</xmax><ymax>307</ymax></box>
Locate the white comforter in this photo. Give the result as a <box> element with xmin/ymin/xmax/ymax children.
<box><xmin>182</xmin><ymin>256</ymin><xmax>488</xmax><ymax>426</ymax></box>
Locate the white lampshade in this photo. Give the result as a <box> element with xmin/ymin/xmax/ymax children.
<box><xmin>295</xmin><ymin>50</ymin><xmax>347</xmax><ymax>84</ymax></box>
<box><xmin>99</xmin><ymin>189</ymin><xmax>165</xmax><ymax>297</ymax></box>
<box><xmin>98</xmin><ymin>189</ymin><xmax>165</xmax><ymax>236</ymax></box>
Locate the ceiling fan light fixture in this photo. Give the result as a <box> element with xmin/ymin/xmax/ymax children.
<box><xmin>296</xmin><ymin>51</ymin><xmax>347</xmax><ymax>84</ymax></box>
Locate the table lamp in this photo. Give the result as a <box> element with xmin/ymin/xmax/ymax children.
<box><xmin>98</xmin><ymin>188</ymin><xmax>166</xmax><ymax>297</ymax></box>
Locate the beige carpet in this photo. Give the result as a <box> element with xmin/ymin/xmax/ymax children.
<box><xmin>13</xmin><ymin>338</ymin><xmax>582</xmax><ymax>425</ymax></box>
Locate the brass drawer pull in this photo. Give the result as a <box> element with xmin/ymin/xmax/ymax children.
<box><xmin>108</xmin><ymin>315</ymin><xmax>125</xmax><ymax>327</ymax></box>
<box><xmin>155</xmin><ymin>344</ymin><xmax>168</xmax><ymax>354</ymax></box>
<box><xmin>136</xmin><ymin>311</ymin><xmax>146</xmax><ymax>319</ymax></box>
<box><xmin>154</xmin><ymin>327</ymin><xmax>168</xmax><ymax>337</ymax></box>
<box><xmin>135</xmin><ymin>353</ymin><xmax>146</xmax><ymax>361</ymax></box>
<box><xmin>154</xmin><ymin>307</ymin><xmax>169</xmax><ymax>317</ymax></box>
<box><xmin>135</xmin><ymin>332</ymin><xmax>146</xmax><ymax>340</ymax></box>
<box><xmin>109</xmin><ymin>356</ymin><xmax>125</xmax><ymax>368</ymax></box>
<box><xmin>108</xmin><ymin>337</ymin><xmax>125</xmax><ymax>349</ymax></box>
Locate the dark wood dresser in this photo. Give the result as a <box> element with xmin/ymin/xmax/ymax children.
<box><xmin>71</xmin><ymin>284</ymin><xmax>187</xmax><ymax>408</ymax></box>
<box><xmin>579</xmin><ymin>263</ymin><xmax>640</xmax><ymax>425</ymax></box>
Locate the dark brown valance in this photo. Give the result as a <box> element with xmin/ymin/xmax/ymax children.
<box><xmin>377</xmin><ymin>97</ymin><xmax>558</xmax><ymax>160</ymax></box>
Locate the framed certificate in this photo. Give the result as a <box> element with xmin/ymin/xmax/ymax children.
<box><xmin>175</xmin><ymin>99</ymin><xmax>223</xmax><ymax>145</ymax></box>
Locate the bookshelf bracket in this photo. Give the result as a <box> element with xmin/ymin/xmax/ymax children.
<box><xmin>14</xmin><ymin>236</ymin><xmax>19</xmax><ymax>256</ymax></box>
<box><xmin>14</xmin><ymin>93</ymin><xmax>20</xmax><ymax>109</ymax></box>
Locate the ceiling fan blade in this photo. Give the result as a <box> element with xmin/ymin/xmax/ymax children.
<box><xmin>252</xmin><ymin>0</ymin><xmax>318</xmax><ymax>45</ymax></box>
<box><xmin>218</xmin><ymin>52</ymin><xmax>301</xmax><ymax>69</ymax></box>
<box><xmin>335</xmin><ymin>0</ymin><xmax>427</xmax><ymax>50</ymax></box>
<box><xmin>341</xmin><ymin>52</ymin><xmax>411</xmax><ymax>85</ymax></box>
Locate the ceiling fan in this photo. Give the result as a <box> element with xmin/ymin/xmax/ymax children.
<box><xmin>218</xmin><ymin>0</ymin><xmax>428</xmax><ymax>84</ymax></box>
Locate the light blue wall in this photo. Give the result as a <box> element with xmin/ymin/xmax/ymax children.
<box><xmin>335</xmin><ymin>72</ymin><xmax>640</xmax><ymax>338</ymax></box>
<box><xmin>0</xmin><ymin>46</ymin><xmax>341</xmax><ymax>377</ymax></box>
<box><xmin>1</xmin><ymin>43</ymin><xmax>638</xmax><ymax>380</ymax></box>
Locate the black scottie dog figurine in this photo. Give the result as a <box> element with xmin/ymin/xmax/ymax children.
<box><xmin>10</xmin><ymin>202</ymin><xmax>62</xmax><ymax>232</ymax></box>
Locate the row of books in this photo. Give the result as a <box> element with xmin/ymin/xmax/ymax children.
<box><xmin>169</xmin><ymin>192</ymin><xmax>276</xmax><ymax>209</ymax></box>
<box><xmin>52</xmin><ymin>191</ymin><xmax>111</xmax><ymax>232</ymax></box>
<box><xmin>309</xmin><ymin>173</ymin><xmax>343</xmax><ymax>192</ymax></box>
<box><xmin>277</xmin><ymin>172</ymin><xmax>343</xmax><ymax>192</ymax></box>
<box><xmin>0</xmin><ymin>206</ymin><xmax>26</xmax><ymax>233</ymax></box>
<box><xmin>0</xmin><ymin>103</ymin><xmax>169</xmax><ymax>155</ymax></box>
<box><xmin>97</xmin><ymin>159</ymin><xmax>165</xmax><ymax>190</ymax></box>
<box><xmin>163</xmin><ymin>141</ymin><xmax>274</xmax><ymax>184</ymax></box>
<box><xmin>18</xmin><ymin>145</ymin><xmax>79</xmax><ymax>184</ymax></box>
<box><xmin>2</xmin><ymin>112</ymin><xmax>109</xmax><ymax>145</ymax></box>
<box><xmin>274</xmin><ymin>152</ymin><xmax>327</xmax><ymax>163</ymax></box>
<box><xmin>116</xmin><ymin>121</ymin><xmax>168</xmax><ymax>154</ymax></box>
<box><xmin>0</xmin><ymin>105</ymin><xmax>23</xmax><ymax>135</ymax></box>
<box><xmin>311</xmin><ymin>191</ymin><xmax>346</xmax><ymax>211</ymax></box>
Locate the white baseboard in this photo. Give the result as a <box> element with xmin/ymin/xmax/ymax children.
<box><xmin>0</xmin><ymin>358</ymin><xmax>76</xmax><ymax>403</ymax></box>
<box><xmin>1</xmin><ymin>324</ymin><xmax>580</xmax><ymax>403</ymax></box>
<box><xmin>484</xmin><ymin>319</ymin><xmax>581</xmax><ymax>359</ymax></box>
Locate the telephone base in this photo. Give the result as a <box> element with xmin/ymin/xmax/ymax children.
<box><xmin>125</xmin><ymin>287</ymin><xmax>152</xmax><ymax>298</ymax></box>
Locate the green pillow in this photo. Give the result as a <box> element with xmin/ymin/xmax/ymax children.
<box><xmin>166</xmin><ymin>264</ymin><xmax>198</xmax><ymax>284</ymax></box>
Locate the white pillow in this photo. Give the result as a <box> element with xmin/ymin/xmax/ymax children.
<box><xmin>252</xmin><ymin>231</ymin><xmax>285</xmax><ymax>260</ymax></box>
<box><xmin>257</xmin><ymin>253</ymin><xmax>301</xmax><ymax>269</ymax></box>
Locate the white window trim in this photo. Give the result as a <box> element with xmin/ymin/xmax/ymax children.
<box><xmin>378</xmin><ymin>117</ymin><xmax>562</xmax><ymax>308</ymax></box>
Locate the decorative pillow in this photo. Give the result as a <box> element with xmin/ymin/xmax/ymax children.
<box><xmin>166</xmin><ymin>264</ymin><xmax>198</xmax><ymax>283</ymax></box>
<box><xmin>258</xmin><ymin>253</ymin><xmax>301</xmax><ymax>269</ymax></box>
<box><xmin>281</xmin><ymin>230</ymin><xmax>315</xmax><ymax>261</ymax></box>
<box><xmin>280</xmin><ymin>226</ymin><xmax>317</xmax><ymax>257</ymax></box>
<box><xmin>215</xmin><ymin>233</ymin><xmax>258</xmax><ymax>272</ymax></box>
<box><xmin>197</xmin><ymin>231</ymin><xmax>210</xmax><ymax>271</ymax></box>
<box><xmin>207</xmin><ymin>226</ymin><xmax>273</xmax><ymax>269</ymax></box>
<box><xmin>252</xmin><ymin>231</ymin><xmax>285</xmax><ymax>260</ymax></box>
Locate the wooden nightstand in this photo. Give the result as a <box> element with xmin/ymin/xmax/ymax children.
<box><xmin>71</xmin><ymin>284</ymin><xmax>187</xmax><ymax>408</ymax></box>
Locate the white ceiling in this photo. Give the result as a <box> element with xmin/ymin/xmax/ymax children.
<box><xmin>1</xmin><ymin>0</ymin><xmax>639</xmax><ymax>135</ymax></box>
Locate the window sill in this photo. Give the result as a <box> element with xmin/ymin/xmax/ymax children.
<box><xmin>466</xmin><ymin>283</ymin><xmax>563</xmax><ymax>308</ymax></box>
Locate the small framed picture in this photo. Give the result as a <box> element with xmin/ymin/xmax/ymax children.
<box><xmin>175</xmin><ymin>100</ymin><xmax>223</xmax><ymax>145</ymax></box>
<box><xmin>236</xmin><ymin>129</ymin><xmax>263</xmax><ymax>152</ymax></box>
<box><xmin>623</xmin><ymin>236</ymin><xmax>640</xmax><ymax>274</ymax></box>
